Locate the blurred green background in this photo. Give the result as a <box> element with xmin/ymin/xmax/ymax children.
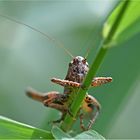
<box><xmin>0</xmin><ymin>1</ymin><xmax>140</xmax><ymax>139</ymax></box>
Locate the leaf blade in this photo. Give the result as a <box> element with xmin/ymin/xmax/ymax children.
<box><xmin>103</xmin><ymin>0</ymin><xmax>140</xmax><ymax>45</ymax></box>
<box><xmin>51</xmin><ymin>126</ymin><xmax>71</xmax><ymax>140</ymax></box>
<box><xmin>0</xmin><ymin>116</ymin><xmax>54</xmax><ymax>139</ymax></box>
<box><xmin>74</xmin><ymin>130</ymin><xmax>105</xmax><ymax>140</ymax></box>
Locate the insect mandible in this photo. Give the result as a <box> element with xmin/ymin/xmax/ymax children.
<box><xmin>0</xmin><ymin>14</ymin><xmax>112</xmax><ymax>131</ymax></box>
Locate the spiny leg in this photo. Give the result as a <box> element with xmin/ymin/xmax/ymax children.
<box><xmin>87</xmin><ymin>109</ymin><xmax>100</xmax><ymax>130</ymax></box>
<box><xmin>43</xmin><ymin>94</ymin><xmax>68</xmax><ymax>124</ymax></box>
<box><xmin>80</xmin><ymin>95</ymin><xmax>101</xmax><ymax>131</ymax></box>
<box><xmin>26</xmin><ymin>87</ymin><xmax>45</xmax><ymax>102</ymax></box>
<box><xmin>80</xmin><ymin>106</ymin><xmax>100</xmax><ymax>131</ymax></box>
<box><xmin>51</xmin><ymin>78</ymin><xmax>80</xmax><ymax>88</ymax></box>
<box><xmin>26</xmin><ymin>88</ymin><xmax>70</xmax><ymax>119</ymax></box>
<box><xmin>80</xmin><ymin>113</ymin><xmax>86</xmax><ymax>131</ymax></box>
<box><xmin>51</xmin><ymin>77</ymin><xmax>112</xmax><ymax>88</ymax></box>
<box><xmin>86</xmin><ymin>99</ymin><xmax>100</xmax><ymax>130</ymax></box>
<box><xmin>43</xmin><ymin>101</ymin><xmax>67</xmax><ymax>112</ymax></box>
<box><xmin>91</xmin><ymin>77</ymin><xmax>112</xmax><ymax>87</ymax></box>
<box><xmin>26</xmin><ymin>87</ymin><xmax>61</xmax><ymax>103</ymax></box>
<box><xmin>45</xmin><ymin>101</ymin><xmax>75</xmax><ymax>124</ymax></box>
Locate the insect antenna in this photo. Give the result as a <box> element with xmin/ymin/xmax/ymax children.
<box><xmin>84</xmin><ymin>46</ymin><xmax>91</xmax><ymax>59</ymax></box>
<box><xmin>81</xmin><ymin>15</ymin><xmax>101</xmax><ymax>59</ymax></box>
<box><xmin>0</xmin><ymin>14</ymin><xmax>73</xmax><ymax>58</ymax></box>
<box><xmin>84</xmin><ymin>27</ymin><xmax>101</xmax><ymax>59</ymax></box>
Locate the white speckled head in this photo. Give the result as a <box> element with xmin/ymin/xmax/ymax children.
<box><xmin>65</xmin><ymin>56</ymin><xmax>89</xmax><ymax>83</ymax></box>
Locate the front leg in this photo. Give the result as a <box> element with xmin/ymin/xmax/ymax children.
<box><xmin>91</xmin><ymin>77</ymin><xmax>112</xmax><ymax>87</ymax></box>
<box><xmin>51</xmin><ymin>78</ymin><xmax>80</xmax><ymax>88</ymax></box>
<box><xmin>51</xmin><ymin>77</ymin><xmax>112</xmax><ymax>88</ymax></box>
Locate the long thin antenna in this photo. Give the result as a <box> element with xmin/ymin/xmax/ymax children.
<box><xmin>0</xmin><ymin>14</ymin><xmax>73</xmax><ymax>58</ymax></box>
<box><xmin>85</xmin><ymin>28</ymin><xmax>98</xmax><ymax>59</ymax></box>
<box><xmin>84</xmin><ymin>46</ymin><xmax>91</xmax><ymax>59</ymax></box>
<box><xmin>83</xmin><ymin>16</ymin><xmax>101</xmax><ymax>59</ymax></box>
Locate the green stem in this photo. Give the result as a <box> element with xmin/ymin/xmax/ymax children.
<box><xmin>60</xmin><ymin>0</ymin><xmax>130</xmax><ymax>132</ymax></box>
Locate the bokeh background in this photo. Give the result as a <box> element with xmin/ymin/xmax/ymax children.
<box><xmin>0</xmin><ymin>1</ymin><xmax>140</xmax><ymax>139</ymax></box>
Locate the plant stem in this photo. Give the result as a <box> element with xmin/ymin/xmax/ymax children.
<box><xmin>60</xmin><ymin>44</ymin><xmax>107</xmax><ymax>131</ymax></box>
<box><xmin>60</xmin><ymin>0</ymin><xmax>130</xmax><ymax>132</ymax></box>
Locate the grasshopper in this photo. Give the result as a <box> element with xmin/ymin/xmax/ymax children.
<box><xmin>26</xmin><ymin>56</ymin><xmax>112</xmax><ymax>131</ymax></box>
<box><xmin>0</xmin><ymin>14</ymin><xmax>112</xmax><ymax>131</ymax></box>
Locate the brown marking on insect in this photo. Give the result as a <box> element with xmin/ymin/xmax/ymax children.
<box><xmin>51</xmin><ymin>78</ymin><xmax>80</xmax><ymax>88</ymax></box>
<box><xmin>91</xmin><ymin>77</ymin><xmax>113</xmax><ymax>87</ymax></box>
<box><xmin>26</xmin><ymin>87</ymin><xmax>59</xmax><ymax>102</ymax></box>
<box><xmin>51</xmin><ymin>77</ymin><xmax>112</xmax><ymax>88</ymax></box>
<box><xmin>26</xmin><ymin>87</ymin><xmax>76</xmax><ymax>122</ymax></box>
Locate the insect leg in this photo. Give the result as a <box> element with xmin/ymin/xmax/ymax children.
<box><xmin>51</xmin><ymin>78</ymin><xmax>80</xmax><ymax>87</ymax></box>
<box><xmin>26</xmin><ymin>87</ymin><xmax>60</xmax><ymax>103</ymax></box>
<box><xmin>43</xmin><ymin>100</ymin><xmax>68</xmax><ymax>112</ymax></box>
<box><xmin>87</xmin><ymin>109</ymin><xmax>100</xmax><ymax>130</ymax></box>
<box><xmin>86</xmin><ymin>97</ymin><xmax>101</xmax><ymax>130</ymax></box>
<box><xmin>44</xmin><ymin>95</ymin><xmax>75</xmax><ymax>124</ymax></box>
<box><xmin>26</xmin><ymin>87</ymin><xmax>69</xmax><ymax>113</ymax></box>
<box><xmin>91</xmin><ymin>77</ymin><xmax>112</xmax><ymax>87</ymax></box>
<box><xmin>80</xmin><ymin>113</ymin><xmax>86</xmax><ymax>131</ymax></box>
<box><xmin>45</xmin><ymin>101</ymin><xmax>67</xmax><ymax>123</ymax></box>
<box><xmin>80</xmin><ymin>95</ymin><xmax>101</xmax><ymax>131</ymax></box>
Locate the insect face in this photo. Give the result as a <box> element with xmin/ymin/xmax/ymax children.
<box><xmin>66</xmin><ymin>56</ymin><xmax>89</xmax><ymax>83</ymax></box>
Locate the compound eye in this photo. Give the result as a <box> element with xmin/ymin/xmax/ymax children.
<box><xmin>85</xmin><ymin>96</ymin><xmax>89</xmax><ymax>101</ymax></box>
<box><xmin>69</xmin><ymin>63</ymin><xmax>72</xmax><ymax>67</ymax></box>
<box><xmin>82</xmin><ymin>58</ymin><xmax>87</xmax><ymax>64</ymax></box>
<box><xmin>73</xmin><ymin>58</ymin><xmax>78</xmax><ymax>64</ymax></box>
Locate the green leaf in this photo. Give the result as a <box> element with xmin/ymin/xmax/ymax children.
<box><xmin>51</xmin><ymin>126</ymin><xmax>71</xmax><ymax>140</ymax></box>
<box><xmin>0</xmin><ymin>116</ymin><xmax>54</xmax><ymax>139</ymax></box>
<box><xmin>74</xmin><ymin>130</ymin><xmax>105</xmax><ymax>139</ymax></box>
<box><xmin>51</xmin><ymin>126</ymin><xmax>105</xmax><ymax>140</ymax></box>
<box><xmin>103</xmin><ymin>0</ymin><xmax>140</xmax><ymax>46</ymax></box>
